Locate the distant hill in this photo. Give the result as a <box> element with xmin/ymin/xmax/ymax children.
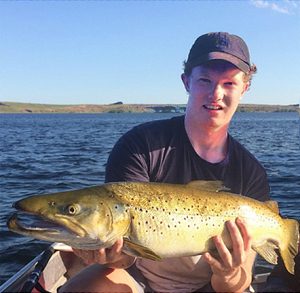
<box><xmin>0</xmin><ymin>101</ymin><xmax>298</xmax><ymax>114</ymax></box>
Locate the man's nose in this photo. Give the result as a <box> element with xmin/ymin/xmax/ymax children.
<box><xmin>209</xmin><ymin>84</ymin><xmax>224</xmax><ymax>101</ymax></box>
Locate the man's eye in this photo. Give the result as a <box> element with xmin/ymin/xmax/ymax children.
<box><xmin>199</xmin><ymin>78</ymin><xmax>210</xmax><ymax>83</ymax></box>
<box><xmin>224</xmin><ymin>82</ymin><xmax>234</xmax><ymax>86</ymax></box>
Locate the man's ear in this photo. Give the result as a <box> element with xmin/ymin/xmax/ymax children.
<box><xmin>181</xmin><ymin>73</ymin><xmax>190</xmax><ymax>92</ymax></box>
<box><xmin>242</xmin><ymin>81</ymin><xmax>250</xmax><ymax>95</ymax></box>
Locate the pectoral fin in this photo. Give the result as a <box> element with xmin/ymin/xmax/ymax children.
<box><xmin>253</xmin><ymin>241</ymin><xmax>279</xmax><ymax>265</ymax></box>
<box><xmin>123</xmin><ymin>239</ymin><xmax>162</xmax><ymax>261</ymax></box>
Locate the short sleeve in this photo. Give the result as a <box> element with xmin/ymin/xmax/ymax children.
<box><xmin>105</xmin><ymin>129</ymin><xmax>150</xmax><ymax>183</ymax></box>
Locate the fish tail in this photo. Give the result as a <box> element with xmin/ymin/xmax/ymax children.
<box><xmin>279</xmin><ymin>218</ymin><xmax>299</xmax><ymax>274</ymax></box>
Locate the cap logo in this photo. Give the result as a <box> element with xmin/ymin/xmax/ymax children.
<box><xmin>215</xmin><ymin>36</ymin><xmax>228</xmax><ymax>49</ymax></box>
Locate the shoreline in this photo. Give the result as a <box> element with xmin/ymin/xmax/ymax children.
<box><xmin>0</xmin><ymin>101</ymin><xmax>299</xmax><ymax>113</ymax></box>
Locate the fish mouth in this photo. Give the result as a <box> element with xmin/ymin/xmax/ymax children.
<box><xmin>11</xmin><ymin>198</ymin><xmax>88</xmax><ymax>238</ymax></box>
<box><xmin>8</xmin><ymin>195</ymin><xmax>107</xmax><ymax>249</ymax></box>
<box><xmin>7</xmin><ymin>212</ymin><xmax>102</xmax><ymax>249</ymax></box>
<box><xmin>7</xmin><ymin>212</ymin><xmax>79</xmax><ymax>237</ymax></box>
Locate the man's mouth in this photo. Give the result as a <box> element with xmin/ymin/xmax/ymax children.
<box><xmin>203</xmin><ymin>104</ymin><xmax>223</xmax><ymax>110</ymax></box>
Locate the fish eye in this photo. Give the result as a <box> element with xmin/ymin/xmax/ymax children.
<box><xmin>66</xmin><ymin>204</ymin><xmax>80</xmax><ymax>215</ymax></box>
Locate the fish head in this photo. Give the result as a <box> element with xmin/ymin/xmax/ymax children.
<box><xmin>7</xmin><ymin>186</ymin><xmax>130</xmax><ymax>249</ymax></box>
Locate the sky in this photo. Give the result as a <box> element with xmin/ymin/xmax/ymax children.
<box><xmin>0</xmin><ymin>0</ymin><xmax>299</xmax><ymax>105</ymax></box>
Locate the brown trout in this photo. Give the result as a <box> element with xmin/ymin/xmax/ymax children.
<box><xmin>7</xmin><ymin>181</ymin><xmax>299</xmax><ymax>274</ymax></box>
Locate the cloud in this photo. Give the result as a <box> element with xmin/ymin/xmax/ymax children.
<box><xmin>250</xmin><ymin>0</ymin><xmax>299</xmax><ymax>14</ymax></box>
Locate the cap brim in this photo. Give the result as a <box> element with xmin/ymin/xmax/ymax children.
<box><xmin>190</xmin><ymin>52</ymin><xmax>250</xmax><ymax>73</ymax></box>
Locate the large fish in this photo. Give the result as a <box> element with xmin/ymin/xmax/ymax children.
<box><xmin>7</xmin><ymin>181</ymin><xmax>299</xmax><ymax>274</ymax></box>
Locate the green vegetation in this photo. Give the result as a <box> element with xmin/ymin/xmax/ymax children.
<box><xmin>0</xmin><ymin>101</ymin><xmax>298</xmax><ymax>114</ymax></box>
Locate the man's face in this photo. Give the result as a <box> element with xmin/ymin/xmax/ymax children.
<box><xmin>182</xmin><ymin>60</ymin><xmax>249</xmax><ymax>131</ymax></box>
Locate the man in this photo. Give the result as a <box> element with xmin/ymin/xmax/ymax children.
<box><xmin>60</xmin><ymin>32</ymin><xmax>270</xmax><ymax>292</ymax></box>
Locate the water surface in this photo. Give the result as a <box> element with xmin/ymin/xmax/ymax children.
<box><xmin>0</xmin><ymin>112</ymin><xmax>299</xmax><ymax>284</ymax></box>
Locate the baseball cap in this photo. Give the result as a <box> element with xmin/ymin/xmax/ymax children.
<box><xmin>186</xmin><ymin>32</ymin><xmax>251</xmax><ymax>73</ymax></box>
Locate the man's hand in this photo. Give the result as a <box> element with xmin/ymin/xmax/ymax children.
<box><xmin>72</xmin><ymin>238</ymin><xmax>136</xmax><ymax>269</ymax></box>
<box><xmin>203</xmin><ymin>217</ymin><xmax>256</xmax><ymax>292</ymax></box>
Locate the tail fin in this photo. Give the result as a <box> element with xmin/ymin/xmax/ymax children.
<box><xmin>279</xmin><ymin>219</ymin><xmax>299</xmax><ymax>274</ymax></box>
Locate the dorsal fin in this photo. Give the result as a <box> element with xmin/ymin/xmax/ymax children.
<box><xmin>186</xmin><ymin>180</ymin><xmax>229</xmax><ymax>192</ymax></box>
<box><xmin>264</xmin><ymin>200</ymin><xmax>279</xmax><ymax>214</ymax></box>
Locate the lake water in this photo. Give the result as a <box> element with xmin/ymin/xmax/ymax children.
<box><xmin>0</xmin><ymin>112</ymin><xmax>299</xmax><ymax>285</ymax></box>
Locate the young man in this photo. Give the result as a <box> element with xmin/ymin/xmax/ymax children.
<box><xmin>60</xmin><ymin>32</ymin><xmax>270</xmax><ymax>293</ymax></box>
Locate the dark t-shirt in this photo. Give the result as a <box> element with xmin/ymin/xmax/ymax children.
<box><xmin>105</xmin><ymin>115</ymin><xmax>270</xmax><ymax>201</ymax></box>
